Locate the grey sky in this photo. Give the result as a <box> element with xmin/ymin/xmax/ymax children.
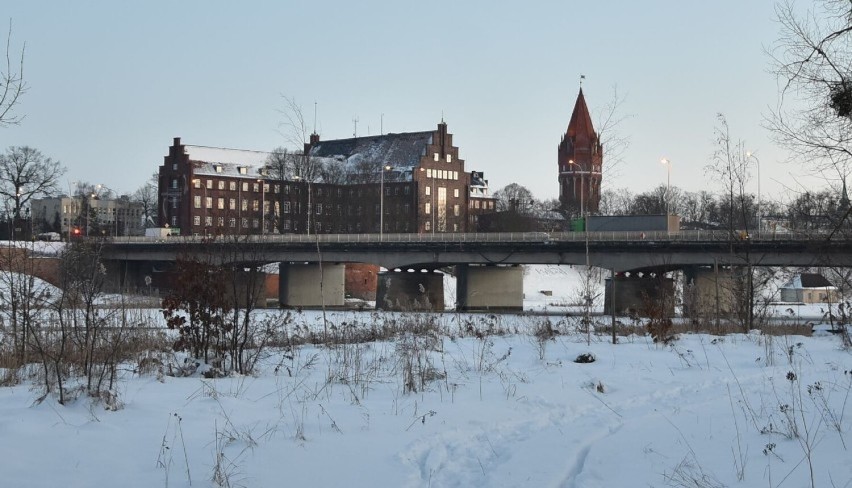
<box><xmin>2</xmin><ymin>1</ymin><xmax>821</xmax><ymax>202</ymax></box>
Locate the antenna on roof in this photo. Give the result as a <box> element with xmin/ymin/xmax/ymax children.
<box><xmin>353</xmin><ymin>116</ymin><xmax>359</xmax><ymax>138</ymax></box>
<box><xmin>313</xmin><ymin>101</ymin><xmax>317</xmax><ymax>134</ymax></box>
<box><xmin>381</xmin><ymin>113</ymin><xmax>384</xmax><ymax>135</ymax></box>
<box><xmin>441</xmin><ymin>110</ymin><xmax>444</xmax><ymax>123</ymax></box>
<box><xmin>580</xmin><ymin>74</ymin><xmax>585</xmax><ymax>88</ymax></box>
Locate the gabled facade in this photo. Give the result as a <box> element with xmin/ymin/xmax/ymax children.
<box><xmin>558</xmin><ymin>89</ymin><xmax>602</xmax><ymax>216</ymax></box>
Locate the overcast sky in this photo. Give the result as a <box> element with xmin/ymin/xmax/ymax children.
<box><xmin>2</xmin><ymin>1</ymin><xmax>826</xmax><ymax>202</ymax></box>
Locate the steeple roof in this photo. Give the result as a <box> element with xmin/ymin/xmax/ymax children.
<box><xmin>566</xmin><ymin>88</ymin><xmax>596</xmax><ymax>139</ymax></box>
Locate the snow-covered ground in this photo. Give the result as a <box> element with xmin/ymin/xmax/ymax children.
<box><xmin>1</xmin><ymin>307</ymin><xmax>851</xmax><ymax>487</ymax></box>
<box><xmin>1</xmin><ymin>264</ymin><xmax>849</xmax><ymax>487</ymax></box>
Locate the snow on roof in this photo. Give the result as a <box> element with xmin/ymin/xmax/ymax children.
<box><xmin>310</xmin><ymin>132</ymin><xmax>433</xmax><ymax>172</ymax></box>
<box><xmin>185</xmin><ymin>145</ymin><xmax>270</xmax><ymax>166</ymax></box>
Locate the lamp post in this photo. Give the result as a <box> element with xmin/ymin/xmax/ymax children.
<box><xmin>294</xmin><ymin>175</ymin><xmax>312</xmax><ymax>235</ymax></box>
<box><xmin>746</xmin><ymin>151</ymin><xmax>760</xmax><ymax>235</ymax></box>
<box><xmin>567</xmin><ymin>160</ymin><xmax>584</xmax><ymax>219</ymax></box>
<box><xmin>380</xmin><ymin>165</ymin><xmax>392</xmax><ymax>237</ymax></box>
<box><xmin>258</xmin><ymin>178</ymin><xmax>266</xmax><ymax>235</ymax></box>
<box><xmin>660</xmin><ymin>158</ymin><xmax>672</xmax><ymax>215</ymax></box>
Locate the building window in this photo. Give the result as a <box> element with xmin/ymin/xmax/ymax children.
<box><xmin>229</xmin><ymin>198</ymin><xmax>236</xmax><ymax>210</ymax></box>
<box><xmin>217</xmin><ymin>217</ymin><xmax>224</xmax><ymax>227</ymax></box>
<box><xmin>425</xmin><ymin>186</ymin><xmax>431</xmax><ymax>196</ymax></box>
<box><xmin>253</xmin><ymin>200</ymin><xmax>259</xmax><ymax>211</ymax></box>
<box><xmin>241</xmin><ymin>218</ymin><xmax>248</xmax><ymax>228</ymax></box>
<box><xmin>193</xmin><ymin>215</ymin><xmax>201</xmax><ymax>226</ymax></box>
<box><xmin>239</xmin><ymin>167</ymin><xmax>247</xmax><ymax>175</ymax></box>
<box><xmin>454</xmin><ymin>188</ymin><xmax>459</xmax><ymax>198</ymax></box>
<box><xmin>274</xmin><ymin>184</ymin><xmax>280</xmax><ymax>193</ymax></box>
<box><xmin>229</xmin><ymin>218</ymin><xmax>236</xmax><ymax>228</ymax></box>
<box><xmin>230</xmin><ymin>181</ymin><xmax>236</xmax><ymax>191</ymax></box>
<box><xmin>447</xmin><ymin>154</ymin><xmax>452</xmax><ymax>162</ymax></box>
<box><xmin>215</xmin><ymin>165</ymin><xmax>222</xmax><ymax>173</ymax></box>
<box><xmin>283</xmin><ymin>201</ymin><xmax>291</xmax><ymax>213</ymax></box>
<box><xmin>316</xmin><ymin>222</ymin><xmax>322</xmax><ymax>232</ymax></box>
<box><xmin>218</xmin><ymin>180</ymin><xmax>225</xmax><ymax>190</ymax></box>
<box><xmin>316</xmin><ymin>203</ymin><xmax>322</xmax><ymax>215</ymax></box>
<box><xmin>194</xmin><ymin>196</ymin><xmax>201</xmax><ymax>208</ymax></box>
<box><xmin>171</xmin><ymin>179</ymin><xmax>178</xmax><ymax>189</ymax></box>
<box><xmin>425</xmin><ymin>221</ymin><xmax>431</xmax><ymax>231</ymax></box>
<box><xmin>252</xmin><ymin>219</ymin><xmax>259</xmax><ymax>229</ymax></box>
<box><xmin>453</xmin><ymin>224</ymin><xmax>458</xmax><ymax>231</ymax></box>
<box><xmin>263</xmin><ymin>201</ymin><xmax>270</xmax><ymax>213</ymax></box>
<box><xmin>475</xmin><ymin>200</ymin><xmax>480</xmax><ymax>209</ymax></box>
<box><xmin>283</xmin><ymin>219</ymin><xmax>291</xmax><ymax>230</ymax></box>
<box><xmin>405</xmin><ymin>186</ymin><xmax>410</xmax><ymax>195</ymax></box>
<box><xmin>206</xmin><ymin>179</ymin><xmax>213</xmax><ymax>189</ymax></box>
<box><xmin>426</xmin><ymin>168</ymin><xmax>432</xmax><ymax>178</ymax></box>
<box><xmin>242</xmin><ymin>182</ymin><xmax>249</xmax><ymax>192</ymax></box>
<box><xmin>218</xmin><ymin>198</ymin><xmax>225</xmax><ymax>210</ymax></box>
<box><xmin>454</xmin><ymin>204</ymin><xmax>460</xmax><ymax>217</ymax></box>
<box><xmin>453</xmin><ymin>171</ymin><xmax>458</xmax><ymax>180</ymax></box>
<box><xmin>205</xmin><ymin>216</ymin><xmax>212</xmax><ymax>227</ymax></box>
<box><xmin>241</xmin><ymin>199</ymin><xmax>248</xmax><ymax>211</ymax></box>
<box><xmin>425</xmin><ymin>203</ymin><xmax>431</xmax><ymax>215</ymax></box>
<box><xmin>193</xmin><ymin>179</ymin><xmax>201</xmax><ymax>189</ymax></box>
<box><xmin>205</xmin><ymin>197</ymin><xmax>212</xmax><ymax>209</ymax></box>
<box><xmin>434</xmin><ymin>153</ymin><xmax>439</xmax><ymax>161</ymax></box>
<box><xmin>263</xmin><ymin>183</ymin><xmax>269</xmax><ymax>193</ymax></box>
<box><xmin>172</xmin><ymin>163</ymin><xmax>178</xmax><ymax>170</ymax></box>
<box><xmin>253</xmin><ymin>183</ymin><xmax>259</xmax><ymax>192</ymax></box>
<box><xmin>171</xmin><ymin>216</ymin><xmax>178</xmax><ymax>227</ymax></box>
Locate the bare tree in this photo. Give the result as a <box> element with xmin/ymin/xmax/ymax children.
<box><xmin>707</xmin><ymin>114</ymin><xmax>755</xmax><ymax>237</ymax></box>
<box><xmin>0</xmin><ymin>20</ymin><xmax>26</xmax><ymax>128</ymax></box>
<box><xmin>133</xmin><ymin>181</ymin><xmax>157</xmax><ymax>228</ymax></box>
<box><xmin>0</xmin><ymin>146</ymin><xmax>65</xmax><ymax>219</ymax></box>
<box><xmin>767</xmin><ymin>0</ymin><xmax>852</xmax><ymax>188</ymax></box>
<box><xmin>595</xmin><ymin>85</ymin><xmax>633</xmax><ymax>183</ymax></box>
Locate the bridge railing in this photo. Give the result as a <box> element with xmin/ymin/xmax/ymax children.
<box><xmin>108</xmin><ymin>229</ymin><xmax>828</xmax><ymax>245</ymax></box>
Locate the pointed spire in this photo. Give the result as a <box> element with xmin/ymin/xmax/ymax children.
<box><xmin>566</xmin><ymin>88</ymin><xmax>596</xmax><ymax>140</ymax></box>
<box><xmin>841</xmin><ymin>178</ymin><xmax>850</xmax><ymax>210</ymax></box>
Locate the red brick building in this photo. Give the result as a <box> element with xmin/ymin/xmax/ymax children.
<box><xmin>558</xmin><ymin>89</ymin><xmax>602</xmax><ymax>216</ymax></box>
<box><xmin>157</xmin><ymin>122</ymin><xmax>496</xmax><ymax>236</ymax></box>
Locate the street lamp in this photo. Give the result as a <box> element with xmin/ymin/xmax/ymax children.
<box><xmin>567</xmin><ymin>159</ymin><xmax>584</xmax><ymax>219</ymax></box>
<box><xmin>257</xmin><ymin>178</ymin><xmax>266</xmax><ymax>235</ymax></box>
<box><xmin>294</xmin><ymin>175</ymin><xmax>312</xmax><ymax>235</ymax></box>
<box><xmin>746</xmin><ymin>151</ymin><xmax>760</xmax><ymax>235</ymax></box>
<box><xmin>380</xmin><ymin>165</ymin><xmax>393</xmax><ymax>237</ymax></box>
<box><xmin>660</xmin><ymin>158</ymin><xmax>672</xmax><ymax>215</ymax></box>
<box><xmin>191</xmin><ymin>178</ymin><xmax>208</xmax><ymax>236</ymax></box>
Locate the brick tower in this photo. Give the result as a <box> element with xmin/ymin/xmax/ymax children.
<box><xmin>558</xmin><ymin>89</ymin><xmax>602</xmax><ymax>216</ymax></box>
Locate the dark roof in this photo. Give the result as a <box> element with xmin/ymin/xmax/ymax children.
<box><xmin>566</xmin><ymin>88</ymin><xmax>596</xmax><ymax>139</ymax></box>
<box><xmin>799</xmin><ymin>273</ymin><xmax>833</xmax><ymax>288</ymax></box>
<box><xmin>309</xmin><ymin>131</ymin><xmax>433</xmax><ymax>169</ymax></box>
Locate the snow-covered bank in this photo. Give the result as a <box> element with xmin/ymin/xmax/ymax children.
<box><xmin>1</xmin><ymin>324</ymin><xmax>850</xmax><ymax>487</ymax></box>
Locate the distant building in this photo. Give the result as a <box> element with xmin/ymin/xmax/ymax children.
<box><xmin>558</xmin><ymin>89</ymin><xmax>602</xmax><ymax>216</ymax></box>
<box><xmin>31</xmin><ymin>195</ymin><xmax>144</xmax><ymax>238</ymax></box>
<box><xmin>157</xmin><ymin>122</ymin><xmax>497</xmax><ymax>236</ymax></box>
<box><xmin>780</xmin><ymin>273</ymin><xmax>841</xmax><ymax>304</ymax></box>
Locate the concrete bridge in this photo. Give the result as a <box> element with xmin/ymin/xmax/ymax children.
<box><xmin>99</xmin><ymin>230</ymin><xmax>852</xmax><ymax>312</ymax></box>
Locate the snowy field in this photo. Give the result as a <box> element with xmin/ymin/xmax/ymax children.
<box><xmin>1</xmin><ymin>264</ymin><xmax>849</xmax><ymax>487</ymax></box>
<box><xmin>0</xmin><ymin>312</ymin><xmax>850</xmax><ymax>488</ymax></box>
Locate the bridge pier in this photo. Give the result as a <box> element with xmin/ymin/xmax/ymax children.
<box><xmin>682</xmin><ymin>265</ymin><xmax>737</xmax><ymax>318</ymax></box>
<box><xmin>604</xmin><ymin>272</ymin><xmax>675</xmax><ymax>317</ymax></box>
<box><xmin>455</xmin><ymin>264</ymin><xmax>523</xmax><ymax>311</ymax></box>
<box><xmin>376</xmin><ymin>269</ymin><xmax>445</xmax><ymax>311</ymax></box>
<box><xmin>279</xmin><ymin>263</ymin><xmax>346</xmax><ymax>308</ymax></box>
